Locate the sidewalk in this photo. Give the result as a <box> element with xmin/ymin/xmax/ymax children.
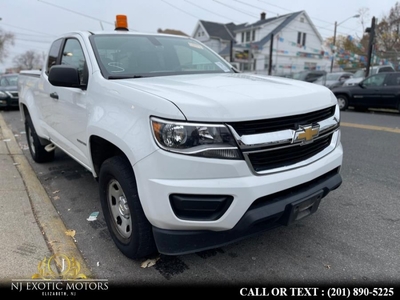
<box><xmin>0</xmin><ymin>112</ymin><xmax>91</xmax><ymax>284</ymax></box>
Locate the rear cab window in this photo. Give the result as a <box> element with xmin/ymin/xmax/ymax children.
<box><xmin>378</xmin><ymin>66</ymin><xmax>395</xmax><ymax>73</ymax></box>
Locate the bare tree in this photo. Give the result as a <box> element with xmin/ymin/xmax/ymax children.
<box><xmin>13</xmin><ymin>50</ymin><xmax>44</xmax><ymax>70</ymax></box>
<box><xmin>357</xmin><ymin>7</ymin><xmax>370</xmax><ymax>37</ymax></box>
<box><xmin>375</xmin><ymin>2</ymin><xmax>400</xmax><ymax>52</ymax></box>
<box><xmin>0</xmin><ymin>29</ymin><xmax>15</xmax><ymax>63</ymax></box>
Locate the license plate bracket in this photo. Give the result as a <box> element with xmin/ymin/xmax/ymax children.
<box><xmin>279</xmin><ymin>190</ymin><xmax>324</xmax><ymax>226</ymax></box>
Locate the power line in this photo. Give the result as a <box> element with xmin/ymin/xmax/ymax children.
<box><xmin>161</xmin><ymin>0</ymin><xmax>200</xmax><ymax>19</ymax></box>
<box><xmin>184</xmin><ymin>0</ymin><xmax>241</xmax><ymax>22</ymax></box>
<box><xmin>257</xmin><ymin>0</ymin><xmax>357</xmax><ymax>32</ymax></box>
<box><xmin>0</xmin><ymin>22</ymin><xmax>56</xmax><ymax>37</ymax></box>
<box><xmin>14</xmin><ymin>37</ymin><xmax>52</xmax><ymax>44</ymax></box>
<box><xmin>37</xmin><ymin>0</ymin><xmax>136</xmax><ymax>31</ymax></box>
<box><xmin>213</xmin><ymin>0</ymin><xmax>259</xmax><ymax>19</ymax></box>
<box><xmin>233</xmin><ymin>0</ymin><xmax>278</xmax><ymax>16</ymax></box>
<box><xmin>37</xmin><ymin>0</ymin><xmax>113</xmax><ymax>26</ymax></box>
<box><xmin>13</xmin><ymin>32</ymin><xmax>54</xmax><ymax>38</ymax></box>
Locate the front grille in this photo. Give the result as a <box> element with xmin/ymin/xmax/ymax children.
<box><xmin>248</xmin><ymin>134</ymin><xmax>333</xmax><ymax>172</ymax></box>
<box><xmin>228</xmin><ymin>105</ymin><xmax>335</xmax><ymax>135</ymax></box>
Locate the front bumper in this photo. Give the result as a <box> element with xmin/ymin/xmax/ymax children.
<box><xmin>134</xmin><ymin>138</ymin><xmax>343</xmax><ymax>254</ymax></box>
<box><xmin>0</xmin><ymin>97</ymin><xmax>19</xmax><ymax>108</ymax></box>
<box><xmin>154</xmin><ymin>167</ymin><xmax>341</xmax><ymax>255</ymax></box>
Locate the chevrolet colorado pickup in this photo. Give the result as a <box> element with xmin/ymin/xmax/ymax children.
<box><xmin>18</xmin><ymin>23</ymin><xmax>343</xmax><ymax>260</ymax></box>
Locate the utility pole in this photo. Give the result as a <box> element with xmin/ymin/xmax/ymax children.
<box><xmin>329</xmin><ymin>15</ymin><xmax>360</xmax><ymax>73</ymax></box>
<box><xmin>230</xmin><ymin>39</ymin><xmax>234</xmax><ymax>63</ymax></box>
<box><xmin>330</xmin><ymin>21</ymin><xmax>337</xmax><ymax>73</ymax></box>
<box><xmin>365</xmin><ymin>17</ymin><xmax>376</xmax><ymax>77</ymax></box>
<box><xmin>268</xmin><ymin>33</ymin><xmax>274</xmax><ymax>75</ymax></box>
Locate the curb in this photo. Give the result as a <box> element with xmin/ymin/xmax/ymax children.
<box><xmin>0</xmin><ymin>113</ymin><xmax>92</xmax><ymax>278</ymax></box>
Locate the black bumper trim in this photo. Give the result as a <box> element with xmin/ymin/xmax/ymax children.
<box><xmin>153</xmin><ymin>168</ymin><xmax>342</xmax><ymax>255</ymax></box>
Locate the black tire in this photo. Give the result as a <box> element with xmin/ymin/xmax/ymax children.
<box><xmin>336</xmin><ymin>94</ymin><xmax>348</xmax><ymax>111</ymax></box>
<box><xmin>99</xmin><ymin>155</ymin><xmax>157</xmax><ymax>259</ymax></box>
<box><xmin>25</xmin><ymin>114</ymin><xmax>55</xmax><ymax>163</ymax></box>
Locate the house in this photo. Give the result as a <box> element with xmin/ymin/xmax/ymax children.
<box><xmin>192</xmin><ymin>11</ymin><xmax>332</xmax><ymax>75</ymax></box>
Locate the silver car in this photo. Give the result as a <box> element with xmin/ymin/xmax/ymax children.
<box><xmin>314</xmin><ymin>72</ymin><xmax>354</xmax><ymax>89</ymax></box>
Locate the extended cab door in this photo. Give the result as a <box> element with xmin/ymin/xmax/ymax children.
<box><xmin>47</xmin><ymin>37</ymin><xmax>91</xmax><ymax>168</ymax></box>
<box><xmin>35</xmin><ymin>38</ymin><xmax>64</xmax><ymax>138</ymax></box>
<box><xmin>377</xmin><ymin>73</ymin><xmax>400</xmax><ymax>109</ymax></box>
<box><xmin>355</xmin><ymin>73</ymin><xmax>386</xmax><ymax>108</ymax></box>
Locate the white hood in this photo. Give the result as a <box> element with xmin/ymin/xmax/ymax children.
<box><xmin>114</xmin><ymin>73</ymin><xmax>337</xmax><ymax>122</ymax></box>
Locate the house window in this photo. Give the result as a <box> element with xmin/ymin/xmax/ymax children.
<box><xmin>300</xmin><ymin>17</ymin><xmax>305</xmax><ymax>23</ymax></box>
<box><xmin>297</xmin><ymin>32</ymin><xmax>306</xmax><ymax>46</ymax></box>
<box><xmin>252</xmin><ymin>30</ymin><xmax>255</xmax><ymax>41</ymax></box>
<box><xmin>304</xmin><ymin>62</ymin><xmax>317</xmax><ymax>70</ymax></box>
<box><xmin>246</xmin><ymin>31</ymin><xmax>251</xmax><ymax>42</ymax></box>
<box><xmin>241</xmin><ymin>32</ymin><xmax>244</xmax><ymax>43</ymax></box>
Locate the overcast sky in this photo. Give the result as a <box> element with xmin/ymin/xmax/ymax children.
<box><xmin>0</xmin><ymin>0</ymin><xmax>398</xmax><ymax>72</ymax></box>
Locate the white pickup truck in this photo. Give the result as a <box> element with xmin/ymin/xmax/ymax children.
<box><xmin>18</xmin><ymin>24</ymin><xmax>343</xmax><ymax>260</ymax></box>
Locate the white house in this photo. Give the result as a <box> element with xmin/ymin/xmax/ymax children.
<box><xmin>192</xmin><ymin>11</ymin><xmax>333</xmax><ymax>75</ymax></box>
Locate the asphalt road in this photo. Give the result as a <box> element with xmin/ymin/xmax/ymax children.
<box><xmin>2</xmin><ymin>107</ymin><xmax>400</xmax><ymax>287</ymax></box>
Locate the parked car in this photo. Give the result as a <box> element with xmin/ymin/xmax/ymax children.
<box><xmin>332</xmin><ymin>72</ymin><xmax>400</xmax><ymax>111</ymax></box>
<box><xmin>291</xmin><ymin>70</ymin><xmax>326</xmax><ymax>83</ymax></box>
<box><xmin>0</xmin><ymin>73</ymin><xmax>19</xmax><ymax>110</ymax></box>
<box><xmin>342</xmin><ymin>65</ymin><xmax>395</xmax><ymax>86</ymax></box>
<box><xmin>314</xmin><ymin>71</ymin><xmax>354</xmax><ymax>89</ymax></box>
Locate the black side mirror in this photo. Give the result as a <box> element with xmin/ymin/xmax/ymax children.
<box><xmin>48</xmin><ymin>65</ymin><xmax>84</xmax><ymax>88</ymax></box>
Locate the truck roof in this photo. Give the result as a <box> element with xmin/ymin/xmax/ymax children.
<box><xmin>57</xmin><ymin>30</ymin><xmax>192</xmax><ymax>40</ymax></box>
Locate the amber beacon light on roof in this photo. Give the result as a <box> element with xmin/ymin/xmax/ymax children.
<box><xmin>115</xmin><ymin>14</ymin><xmax>129</xmax><ymax>31</ymax></box>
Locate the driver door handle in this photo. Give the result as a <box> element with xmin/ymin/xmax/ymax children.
<box><xmin>50</xmin><ymin>92</ymin><xmax>59</xmax><ymax>100</ymax></box>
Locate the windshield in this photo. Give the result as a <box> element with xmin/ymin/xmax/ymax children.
<box><xmin>90</xmin><ymin>34</ymin><xmax>234</xmax><ymax>79</ymax></box>
<box><xmin>292</xmin><ymin>71</ymin><xmax>306</xmax><ymax>80</ymax></box>
<box><xmin>0</xmin><ymin>75</ymin><xmax>18</xmax><ymax>86</ymax></box>
<box><xmin>353</xmin><ymin>69</ymin><xmax>365</xmax><ymax>78</ymax></box>
<box><xmin>325</xmin><ymin>73</ymin><xmax>341</xmax><ymax>81</ymax></box>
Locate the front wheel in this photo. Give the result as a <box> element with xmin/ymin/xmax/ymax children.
<box><xmin>25</xmin><ymin>114</ymin><xmax>55</xmax><ymax>163</ymax></box>
<box><xmin>336</xmin><ymin>94</ymin><xmax>348</xmax><ymax>111</ymax></box>
<box><xmin>98</xmin><ymin>156</ymin><xmax>157</xmax><ymax>259</ymax></box>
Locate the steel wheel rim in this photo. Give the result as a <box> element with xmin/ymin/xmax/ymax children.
<box><xmin>28</xmin><ymin>127</ymin><xmax>36</xmax><ymax>154</ymax></box>
<box><xmin>107</xmin><ymin>179</ymin><xmax>132</xmax><ymax>239</ymax></box>
<box><xmin>337</xmin><ymin>98</ymin><xmax>346</xmax><ymax>109</ymax></box>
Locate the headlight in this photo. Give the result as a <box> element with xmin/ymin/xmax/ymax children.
<box><xmin>0</xmin><ymin>91</ymin><xmax>8</xmax><ymax>99</ymax></box>
<box><xmin>151</xmin><ymin>117</ymin><xmax>242</xmax><ymax>159</ymax></box>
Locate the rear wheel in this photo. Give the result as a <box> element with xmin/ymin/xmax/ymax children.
<box><xmin>99</xmin><ymin>155</ymin><xmax>157</xmax><ymax>259</ymax></box>
<box><xmin>25</xmin><ymin>114</ymin><xmax>55</xmax><ymax>163</ymax></box>
<box><xmin>336</xmin><ymin>94</ymin><xmax>348</xmax><ymax>111</ymax></box>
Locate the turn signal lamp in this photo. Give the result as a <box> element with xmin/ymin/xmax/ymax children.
<box><xmin>115</xmin><ymin>15</ymin><xmax>129</xmax><ymax>31</ymax></box>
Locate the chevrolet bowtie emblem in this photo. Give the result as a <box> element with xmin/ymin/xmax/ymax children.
<box><xmin>294</xmin><ymin>124</ymin><xmax>320</xmax><ymax>144</ymax></box>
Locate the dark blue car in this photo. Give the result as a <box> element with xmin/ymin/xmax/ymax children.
<box><xmin>332</xmin><ymin>72</ymin><xmax>400</xmax><ymax>112</ymax></box>
<box><xmin>0</xmin><ymin>73</ymin><xmax>19</xmax><ymax>110</ymax></box>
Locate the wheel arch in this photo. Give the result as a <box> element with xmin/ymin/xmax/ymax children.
<box><xmin>21</xmin><ymin>104</ymin><xmax>52</xmax><ymax>146</ymax></box>
<box><xmin>89</xmin><ymin>135</ymin><xmax>133</xmax><ymax>178</ymax></box>
<box><xmin>334</xmin><ymin>92</ymin><xmax>350</xmax><ymax>110</ymax></box>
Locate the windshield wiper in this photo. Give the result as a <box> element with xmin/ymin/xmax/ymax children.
<box><xmin>108</xmin><ymin>75</ymin><xmax>147</xmax><ymax>79</ymax></box>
